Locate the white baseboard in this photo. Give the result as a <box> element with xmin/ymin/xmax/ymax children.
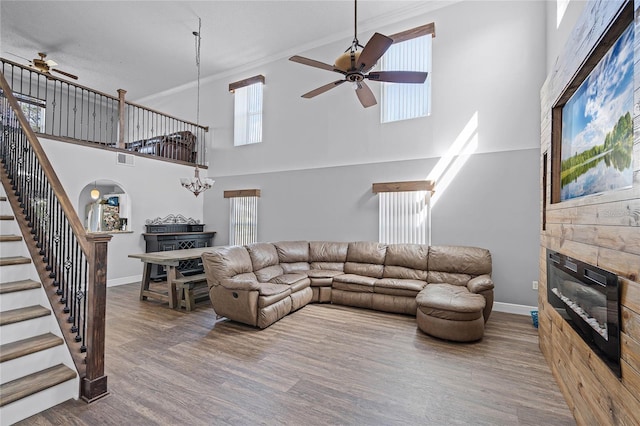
<box><xmin>493</xmin><ymin>302</ymin><xmax>537</xmax><ymax>316</ymax></box>
<box><xmin>107</xmin><ymin>275</ymin><xmax>141</xmax><ymax>287</ymax></box>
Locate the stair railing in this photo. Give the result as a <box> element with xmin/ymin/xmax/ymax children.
<box><xmin>1</xmin><ymin>58</ymin><xmax>208</xmax><ymax>165</ymax></box>
<box><xmin>0</xmin><ymin>71</ymin><xmax>111</xmax><ymax>402</ymax></box>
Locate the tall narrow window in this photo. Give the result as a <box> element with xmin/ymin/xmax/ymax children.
<box><xmin>225</xmin><ymin>189</ymin><xmax>261</xmax><ymax>245</ymax></box>
<box><xmin>229</xmin><ymin>75</ymin><xmax>264</xmax><ymax>146</ymax></box>
<box><xmin>381</xmin><ymin>23</ymin><xmax>435</xmax><ymax>123</ymax></box>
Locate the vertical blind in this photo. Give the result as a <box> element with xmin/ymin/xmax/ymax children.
<box><xmin>378</xmin><ymin>191</ymin><xmax>431</xmax><ymax>245</ymax></box>
<box><xmin>233</xmin><ymin>82</ymin><xmax>263</xmax><ymax>146</ymax></box>
<box><xmin>229</xmin><ymin>196</ymin><xmax>259</xmax><ymax>246</ymax></box>
<box><xmin>380</xmin><ymin>34</ymin><xmax>432</xmax><ymax>123</ymax></box>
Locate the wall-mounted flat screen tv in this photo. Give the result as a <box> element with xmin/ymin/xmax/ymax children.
<box><xmin>559</xmin><ymin>22</ymin><xmax>634</xmax><ymax>202</ymax></box>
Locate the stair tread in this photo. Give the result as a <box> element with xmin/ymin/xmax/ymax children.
<box><xmin>0</xmin><ymin>305</ymin><xmax>51</xmax><ymax>326</ymax></box>
<box><xmin>0</xmin><ymin>364</ymin><xmax>77</xmax><ymax>407</ymax></box>
<box><xmin>0</xmin><ymin>256</ymin><xmax>31</xmax><ymax>266</ymax></box>
<box><xmin>0</xmin><ymin>215</ymin><xmax>15</xmax><ymax>220</ymax></box>
<box><xmin>0</xmin><ymin>234</ymin><xmax>23</xmax><ymax>242</ymax></box>
<box><xmin>0</xmin><ymin>279</ymin><xmax>41</xmax><ymax>294</ymax></box>
<box><xmin>0</xmin><ymin>196</ymin><xmax>7</xmax><ymax>202</ymax></box>
<box><xmin>0</xmin><ymin>333</ymin><xmax>63</xmax><ymax>363</ymax></box>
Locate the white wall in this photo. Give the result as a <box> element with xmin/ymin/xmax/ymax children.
<box><xmin>143</xmin><ymin>0</ymin><xmax>547</xmax><ymax>307</ymax></box>
<box><xmin>40</xmin><ymin>138</ymin><xmax>205</xmax><ymax>285</ymax></box>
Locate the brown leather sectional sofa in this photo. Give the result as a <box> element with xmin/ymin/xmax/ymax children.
<box><xmin>201</xmin><ymin>241</ymin><xmax>494</xmax><ymax>340</ymax></box>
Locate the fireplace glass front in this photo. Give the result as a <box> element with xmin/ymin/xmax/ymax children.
<box><xmin>546</xmin><ymin>250</ymin><xmax>620</xmax><ymax>377</ymax></box>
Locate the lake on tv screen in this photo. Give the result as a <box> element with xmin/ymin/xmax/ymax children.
<box><xmin>560</xmin><ymin>23</ymin><xmax>634</xmax><ymax>202</ymax></box>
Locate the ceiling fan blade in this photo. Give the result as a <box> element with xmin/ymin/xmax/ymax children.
<box><xmin>51</xmin><ymin>68</ymin><xmax>78</xmax><ymax>80</ymax></box>
<box><xmin>367</xmin><ymin>71</ymin><xmax>428</xmax><ymax>84</ymax></box>
<box><xmin>357</xmin><ymin>32</ymin><xmax>393</xmax><ymax>72</ymax></box>
<box><xmin>301</xmin><ymin>80</ymin><xmax>346</xmax><ymax>98</ymax></box>
<box><xmin>290</xmin><ymin>55</ymin><xmax>346</xmax><ymax>74</ymax></box>
<box><xmin>45</xmin><ymin>59</ymin><xmax>58</xmax><ymax>67</ymax></box>
<box><xmin>355</xmin><ymin>81</ymin><xmax>377</xmax><ymax>108</ymax></box>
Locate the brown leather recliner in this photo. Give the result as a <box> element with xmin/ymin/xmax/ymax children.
<box><xmin>202</xmin><ymin>245</ymin><xmax>310</xmax><ymax>329</ymax></box>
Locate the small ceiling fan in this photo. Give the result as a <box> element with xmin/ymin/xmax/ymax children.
<box><xmin>289</xmin><ymin>0</ymin><xmax>428</xmax><ymax>108</ymax></box>
<box><xmin>29</xmin><ymin>52</ymin><xmax>78</xmax><ymax>80</ymax></box>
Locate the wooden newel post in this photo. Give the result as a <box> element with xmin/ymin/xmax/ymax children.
<box><xmin>117</xmin><ymin>89</ymin><xmax>127</xmax><ymax>149</ymax></box>
<box><xmin>81</xmin><ymin>233</ymin><xmax>112</xmax><ymax>403</ymax></box>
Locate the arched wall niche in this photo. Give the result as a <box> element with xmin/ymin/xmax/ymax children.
<box><xmin>78</xmin><ymin>180</ymin><xmax>131</xmax><ymax>233</ymax></box>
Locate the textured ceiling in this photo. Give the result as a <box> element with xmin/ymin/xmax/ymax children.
<box><xmin>1</xmin><ymin>1</ymin><xmax>452</xmax><ymax>100</ymax></box>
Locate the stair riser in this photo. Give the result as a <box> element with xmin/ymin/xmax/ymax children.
<box><xmin>0</xmin><ymin>288</ymin><xmax>46</xmax><ymax>311</ymax></box>
<box><xmin>0</xmin><ymin>316</ymin><xmax>51</xmax><ymax>345</ymax></box>
<box><xmin>0</xmin><ymin>377</ymin><xmax>79</xmax><ymax>426</ymax></box>
<box><xmin>0</xmin><ymin>219</ymin><xmax>19</xmax><ymax>234</ymax></box>
<box><xmin>0</xmin><ymin>241</ymin><xmax>29</xmax><ymax>258</ymax></box>
<box><xmin>0</xmin><ymin>263</ymin><xmax>39</xmax><ymax>283</ymax></box>
<box><xmin>0</xmin><ymin>201</ymin><xmax>14</xmax><ymax>216</ymax></box>
<box><xmin>0</xmin><ymin>346</ymin><xmax>71</xmax><ymax>384</ymax></box>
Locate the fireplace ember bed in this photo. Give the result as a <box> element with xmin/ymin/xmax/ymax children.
<box><xmin>547</xmin><ymin>249</ymin><xmax>621</xmax><ymax>377</ymax></box>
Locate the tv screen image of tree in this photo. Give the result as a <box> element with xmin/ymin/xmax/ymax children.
<box><xmin>560</xmin><ymin>23</ymin><xmax>634</xmax><ymax>202</ymax></box>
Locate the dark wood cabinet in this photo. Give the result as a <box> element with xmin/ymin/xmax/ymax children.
<box><xmin>143</xmin><ymin>230</ymin><xmax>216</xmax><ymax>280</ymax></box>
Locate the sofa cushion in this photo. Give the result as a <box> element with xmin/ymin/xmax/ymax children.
<box><xmin>427</xmin><ymin>271</ymin><xmax>473</xmax><ymax>287</ymax></box>
<box><xmin>309</xmin><ymin>241</ymin><xmax>347</xmax><ymax>271</ymax></box>
<box><xmin>383</xmin><ymin>244</ymin><xmax>429</xmax><ymax>280</ymax></box>
<box><xmin>306</xmin><ymin>269</ymin><xmax>344</xmax><ymax>279</ymax></box>
<box><xmin>257</xmin><ymin>283</ymin><xmax>291</xmax><ymax>308</ymax></box>
<box><xmin>202</xmin><ymin>246</ymin><xmax>254</xmax><ymax>287</ymax></box>
<box><xmin>255</xmin><ymin>265</ymin><xmax>285</xmax><ymax>283</ymax></box>
<box><xmin>246</xmin><ymin>242</ymin><xmax>280</xmax><ymax>270</ymax></box>
<box><xmin>416</xmin><ymin>283</ymin><xmax>485</xmax><ymax>313</ymax></box>
<box><xmin>428</xmin><ymin>245</ymin><xmax>492</xmax><ymax>276</ymax></box>
<box><xmin>281</xmin><ymin>262</ymin><xmax>310</xmax><ymax>273</ymax></box>
<box><xmin>344</xmin><ymin>242</ymin><xmax>387</xmax><ymax>278</ymax></box>
<box><xmin>274</xmin><ymin>241</ymin><xmax>310</xmax><ymax>263</ymax></box>
<box><xmin>374</xmin><ymin>278</ymin><xmax>426</xmax><ymax>297</ymax></box>
<box><xmin>270</xmin><ymin>273</ymin><xmax>311</xmax><ymax>292</ymax></box>
<box><xmin>332</xmin><ymin>274</ymin><xmax>376</xmax><ymax>292</ymax></box>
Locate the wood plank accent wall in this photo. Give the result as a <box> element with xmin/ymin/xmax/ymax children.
<box><xmin>539</xmin><ymin>1</ymin><xmax>640</xmax><ymax>424</ymax></box>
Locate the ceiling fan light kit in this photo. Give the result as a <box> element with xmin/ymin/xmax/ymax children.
<box><xmin>289</xmin><ymin>0</ymin><xmax>428</xmax><ymax>108</ymax></box>
<box><xmin>30</xmin><ymin>52</ymin><xmax>78</xmax><ymax>80</ymax></box>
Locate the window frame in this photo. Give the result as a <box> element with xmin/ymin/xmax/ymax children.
<box><xmin>380</xmin><ymin>22</ymin><xmax>435</xmax><ymax>124</ymax></box>
<box><xmin>229</xmin><ymin>75</ymin><xmax>265</xmax><ymax>146</ymax></box>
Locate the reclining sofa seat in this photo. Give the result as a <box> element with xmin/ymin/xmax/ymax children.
<box><xmin>201</xmin><ymin>244</ymin><xmax>312</xmax><ymax>329</ymax></box>
<box><xmin>274</xmin><ymin>241</ymin><xmax>347</xmax><ymax>303</ymax></box>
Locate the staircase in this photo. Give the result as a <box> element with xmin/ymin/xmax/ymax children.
<box><xmin>0</xmin><ymin>191</ymin><xmax>79</xmax><ymax>425</ymax></box>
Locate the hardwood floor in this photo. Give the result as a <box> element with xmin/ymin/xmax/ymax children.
<box><xmin>19</xmin><ymin>283</ymin><xmax>575</xmax><ymax>425</ymax></box>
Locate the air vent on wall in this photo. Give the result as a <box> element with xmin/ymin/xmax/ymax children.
<box><xmin>117</xmin><ymin>153</ymin><xmax>134</xmax><ymax>166</ymax></box>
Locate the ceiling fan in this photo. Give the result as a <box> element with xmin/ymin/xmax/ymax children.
<box><xmin>28</xmin><ymin>52</ymin><xmax>78</xmax><ymax>80</ymax></box>
<box><xmin>289</xmin><ymin>0</ymin><xmax>428</xmax><ymax>108</ymax></box>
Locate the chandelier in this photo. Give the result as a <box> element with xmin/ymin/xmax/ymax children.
<box><xmin>180</xmin><ymin>166</ymin><xmax>214</xmax><ymax>197</ymax></box>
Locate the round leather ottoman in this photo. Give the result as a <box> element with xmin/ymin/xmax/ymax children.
<box><xmin>416</xmin><ymin>283</ymin><xmax>486</xmax><ymax>342</ymax></box>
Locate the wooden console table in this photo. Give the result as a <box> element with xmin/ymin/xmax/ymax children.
<box><xmin>129</xmin><ymin>247</ymin><xmax>216</xmax><ymax>310</ymax></box>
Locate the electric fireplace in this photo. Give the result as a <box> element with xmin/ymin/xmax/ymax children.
<box><xmin>546</xmin><ymin>249</ymin><xmax>621</xmax><ymax>377</ymax></box>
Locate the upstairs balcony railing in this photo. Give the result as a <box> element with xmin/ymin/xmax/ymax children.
<box><xmin>1</xmin><ymin>58</ymin><xmax>208</xmax><ymax>166</ymax></box>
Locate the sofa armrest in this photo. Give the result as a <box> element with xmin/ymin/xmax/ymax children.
<box><xmin>220</xmin><ymin>278</ymin><xmax>261</xmax><ymax>291</ymax></box>
<box><xmin>467</xmin><ymin>274</ymin><xmax>494</xmax><ymax>293</ymax></box>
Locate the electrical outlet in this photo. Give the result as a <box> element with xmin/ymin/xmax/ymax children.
<box><xmin>532</xmin><ymin>280</ymin><xmax>539</xmax><ymax>290</ymax></box>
